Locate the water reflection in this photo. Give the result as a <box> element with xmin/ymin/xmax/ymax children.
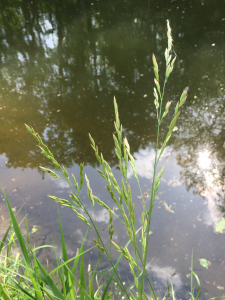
<box><xmin>149</xmin><ymin>263</ymin><xmax>182</xmax><ymax>292</ymax></box>
<box><xmin>1</xmin><ymin>0</ymin><xmax>225</xmax><ymax>298</ymax></box>
<box><xmin>198</xmin><ymin>150</ymin><xmax>211</xmax><ymax>170</ymax></box>
<box><xmin>195</xmin><ymin>149</ymin><xmax>225</xmax><ymax>227</ymax></box>
<box><xmin>176</xmin><ymin>98</ymin><xmax>225</xmax><ymax>227</ymax></box>
<box><xmin>0</xmin><ymin>0</ymin><xmax>224</xmax><ymax>170</ymax></box>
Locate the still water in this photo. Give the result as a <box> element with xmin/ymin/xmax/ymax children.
<box><xmin>0</xmin><ymin>0</ymin><xmax>225</xmax><ymax>298</ymax></box>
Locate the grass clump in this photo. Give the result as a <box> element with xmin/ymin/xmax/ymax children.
<box><xmin>0</xmin><ymin>20</ymin><xmax>206</xmax><ymax>300</ymax></box>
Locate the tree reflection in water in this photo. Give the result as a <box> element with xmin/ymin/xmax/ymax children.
<box><xmin>0</xmin><ymin>0</ymin><xmax>225</xmax><ymax>219</ymax></box>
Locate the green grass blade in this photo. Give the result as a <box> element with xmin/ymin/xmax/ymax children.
<box><xmin>64</xmin><ymin>263</ymin><xmax>93</xmax><ymax>300</ymax></box>
<box><xmin>191</xmin><ymin>270</ymin><xmax>201</xmax><ymax>300</ymax></box>
<box><xmin>2</xmin><ymin>187</ymin><xmax>43</xmax><ymax>300</ymax></box>
<box><xmin>3</xmin><ymin>189</ymin><xmax>29</xmax><ymax>264</ymax></box>
<box><xmin>0</xmin><ymin>283</ymin><xmax>12</xmax><ymax>300</ymax></box>
<box><xmin>101</xmin><ymin>253</ymin><xmax>125</xmax><ymax>299</ymax></box>
<box><xmin>89</xmin><ymin>273</ymin><xmax>95</xmax><ymax>300</ymax></box>
<box><xmin>0</xmin><ymin>222</ymin><xmax>12</xmax><ymax>253</ymax></box>
<box><xmin>25</xmin><ymin>214</ymin><xmax>32</xmax><ymax>269</ymax></box>
<box><xmin>58</xmin><ymin>207</ymin><xmax>71</xmax><ymax>296</ymax></box>
<box><xmin>191</xmin><ymin>251</ymin><xmax>193</xmax><ymax>297</ymax></box>
<box><xmin>33</xmin><ymin>254</ymin><xmax>44</xmax><ymax>294</ymax></box>
<box><xmin>72</xmin><ymin>230</ymin><xmax>88</xmax><ymax>275</ymax></box>
<box><xmin>1</xmin><ymin>272</ymin><xmax>36</xmax><ymax>300</ymax></box>
<box><xmin>101</xmin><ymin>226</ymin><xmax>142</xmax><ymax>300</ymax></box>
<box><xmin>89</xmin><ymin>260</ymin><xmax>99</xmax><ymax>300</ymax></box>
<box><xmin>49</xmin><ymin>246</ymin><xmax>94</xmax><ymax>277</ymax></box>
<box><xmin>170</xmin><ymin>281</ymin><xmax>176</xmax><ymax>300</ymax></box>
<box><xmin>26</xmin><ymin>213</ymin><xmax>29</xmax><ymax>246</ymax></box>
<box><xmin>0</xmin><ymin>260</ymin><xmax>36</xmax><ymax>283</ymax></box>
<box><xmin>61</xmin><ymin>265</ymin><xmax>66</xmax><ymax>298</ymax></box>
<box><xmin>32</xmin><ymin>253</ymin><xmax>64</xmax><ymax>300</ymax></box>
<box><xmin>80</xmin><ymin>250</ymin><xmax>86</xmax><ymax>300</ymax></box>
<box><xmin>95</xmin><ymin>270</ymin><xmax>123</xmax><ymax>290</ymax></box>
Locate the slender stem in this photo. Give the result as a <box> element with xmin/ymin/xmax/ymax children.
<box><xmin>141</xmin><ymin>78</ymin><xmax>167</xmax><ymax>298</ymax></box>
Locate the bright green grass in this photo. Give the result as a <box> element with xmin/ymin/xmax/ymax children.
<box><xmin>1</xmin><ymin>20</ymin><xmax>222</xmax><ymax>300</ymax></box>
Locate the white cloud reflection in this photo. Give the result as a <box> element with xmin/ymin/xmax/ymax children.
<box><xmin>127</xmin><ymin>148</ymin><xmax>170</xmax><ymax>179</ymax></box>
<box><xmin>88</xmin><ymin>208</ymin><xmax>110</xmax><ymax>224</ymax></box>
<box><xmin>196</xmin><ymin>149</ymin><xmax>224</xmax><ymax>226</ymax></box>
<box><xmin>167</xmin><ymin>179</ymin><xmax>182</xmax><ymax>187</ymax></box>
<box><xmin>50</xmin><ymin>176</ymin><xmax>70</xmax><ymax>190</ymax></box>
<box><xmin>146</xmin><ymin>262</ymin><xmax>182</xmax><ymax>292</ymax></box>
<box><xmin>198</xmin><ymin>150</ymin><xmax>211</xmax><ymax>170</ymax></box>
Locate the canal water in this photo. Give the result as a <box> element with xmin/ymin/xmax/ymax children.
<box><xmin>0</xmin><ymin>0</ymin><xmax>225</xmax><ymax>298</ymax></box>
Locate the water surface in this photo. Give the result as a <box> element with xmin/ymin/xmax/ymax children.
<box><xmin>0</xmin><ymin>0</ymin><xmax>225</xmax><ymax>298</ymax></box>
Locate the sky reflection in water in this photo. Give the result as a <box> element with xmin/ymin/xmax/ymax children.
<box><xmin>0</xmin><ymin>0</ymin><xmax>225</xmax><ymax>298</ymax></box>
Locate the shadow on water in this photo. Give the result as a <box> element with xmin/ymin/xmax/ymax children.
<box><xmin>0</xmin><ymin>0</ymin><xmax>225</xmax><ymax>298</ymax></box>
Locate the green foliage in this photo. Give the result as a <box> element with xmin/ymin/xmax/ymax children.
<box><xmin>0</xmin><ymin>191</ymin><xmax>100</xmax><ymax>300</ymax></box>
<box><xmin>215</xmin><ymin>218</ymin><xmax>225</xmax><ymax>233</ymax></box>
<box><xmin>199</xmin><ymin>258</ymin><xmax>209</xmax><ymax>269</ymax></box>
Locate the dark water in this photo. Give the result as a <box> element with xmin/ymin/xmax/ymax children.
<box><xmin>0</xmin><ymin>0</ymin><xmax>225</xmax><ymax>298</ymax></box>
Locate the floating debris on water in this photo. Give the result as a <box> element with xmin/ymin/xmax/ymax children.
<box><xmin>161</xmin><ymin>201</ymin><xmax>174</xmax><ymax>213</ymax></box>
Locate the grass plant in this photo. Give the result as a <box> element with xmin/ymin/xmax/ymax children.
<box><xmin>0</xmin><ymin>20</ymin><xmax>214</xmax><ymax>300</ymax></box>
